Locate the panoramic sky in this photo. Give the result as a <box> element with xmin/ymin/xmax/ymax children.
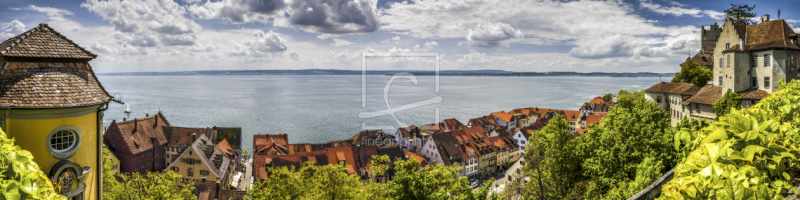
<box><xmin>1</xmin><ymin>0</ymin><xmax>798</xmax><ymax>73</ymax></box>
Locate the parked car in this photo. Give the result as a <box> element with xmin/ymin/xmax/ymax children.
<box><xmin>470</xmin><ymin>181</ymin><xmax>479</xmax><ymax>188</ymax></box>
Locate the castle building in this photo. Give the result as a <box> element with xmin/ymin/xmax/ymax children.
<box><xmin>0</xmin><ymin>23</ymin><xmax>112</xmax><ymax>200</ymax></box>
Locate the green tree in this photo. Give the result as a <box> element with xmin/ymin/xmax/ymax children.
<box><xmin>578</xmin><ymin>97</ymin><xmax>675</xmax><ymax>194</ymax></box>
<box><xmin>0</xmin><ymin>129</ymin><xmax>65</xmax><ymax>200</ymax></box>
<box><xmin>659</xmin><ymin>80</ymin><xmax>800</xmax><ymax>199</ymax></box>
<box><xmin>602</xmin><ymin>93</ymin><xmax>613</xmax><ymax>102</ymax></box>
<box><xmin>383</xmin><ymin>159</ymin><xmax>472</xmax><ymax>200</ymax></box>
<box><xmin>247</xmin><ymin>162</ymin><xmax>365</xmax><ymax>200</ymax></box>
<box><xmin>617</xmin><ymin>89</ymin><xmax>645</xmax><ymax>102</ymax></box>
<box><xmin>102</xmin><ymin>149</ymin><xmax>196</xmax><ymax>200</ymax></box>
<box><xmin>713</xmin><ymin>89</ymin><xmax>743</xmax><ymax>119</ymax></box>
<box><xmin>672</xmin><ymin>117</ymin><xmax>710</xmax><ymax>163</ymax></box>
<box><xmin>522</xmin><ymin>114</ymin><xmax>582</xmax><ymax>199</ymax></box>
<box><xmin>724</xmin><ymin>4</ymin><xmax>757</xmax><ymax>25</ymax></box>
<box><xmin>671</xmin><ymin>57</ymin><xmax>712</xmax><ymax>87</ymax></box>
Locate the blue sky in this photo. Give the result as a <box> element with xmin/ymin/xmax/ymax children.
<box><xmin>1</xmin><ymin>0</ymin><xmax>798</xmax><ymax>73</ymax></box>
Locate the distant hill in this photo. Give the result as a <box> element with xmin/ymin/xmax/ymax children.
<box><xmin>97</xmin><ymin>69</ymin><xmax>673</xmax><ymax>77</ymax></box>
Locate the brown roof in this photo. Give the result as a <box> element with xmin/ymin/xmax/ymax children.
<box><xmin>682</xmin><ymin>85</ymin><xmax>723</xmax><ymax>105</ymax></box>
<box><xmin>351</xmin><ymin>146</ymin><xmax>378</xmax><ymax>173</ymax></box>
<box><xmin>645</xmin><ymin>82</ymin><xmax>693</xmax><ymax>93</ymax></box>
<box><xmin>745</xmin><ymin>19</ymin><xmax>800</xmax><ymax>51</ymax></box>
<box><xmin>0</xmin><ymin>23</ymin><xmax>97</xmax><ymax>60</ymax></box>
<box><xmin>741</xmin><ymin>88</ymin><xmax>769</xmax><ymax>100</ymax></box>
<box><xmin>162</xmin><ymin>126</ymin><xmax>211</xmax><ymax>148</ymax></box>
<box><xmin>327</xmin><ymin>147</ymin><xmax>357</xmax><ymax>174</ymax></box>
<box><xmin>667</xmin><ymin>83</ymin><xmax>700</xmax><ymax>96</ymax></box>
<box><xmin>0</xmin><ymin>61</ymin><xmax>112</xmax><ymax>108</ymax></box>
<box><xmin>722</xmin><ymin>44</ymin><xmax>745</xmax><ymax>52</ymax></box>
<box><xmin>405</xmin><ymin>151</ymin><xmax>429</xmax><ymax>167</ymax></box>
<box><xmin>253</xmin><ymin>133</ymin><xmax>288</xmax><ymax>155</ymax></box>
<box><xmin>218</xmin><ymin>189</ymin><xmax>246</xmax><ymax>200</ymax></box>
<box><xmin>116</xmin><ymin>112</ymin><xmax>171</xmax><ymax>154</ymax></box>
<box><xmin>733</xmin><ymin>23</ymin><xmax>748</xmax><ymax>41</ymax></box>
<box><xmin>193</xmin><ymin>181</ymin><xmax>217</xmax><ymax>200</ymax></box>
<box><xmin>253</xmin><ymin>151</ymin><xmax>329</xmax><ymax>180</ymax></box>
<box><xmin>681</xmin><ymin>51</ymin><xmax>714</xmax><ymax>66</ymax></box>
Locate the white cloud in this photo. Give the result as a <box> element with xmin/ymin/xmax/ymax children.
<box><xmin>381</xmin><ymin>36</ymin><xmax>401</xmax><ymax>43</ymax></box>
<box><xmin>639</xmin><ymin>0</ymin><xmax>723</xmax><ymax>19</ymax></box>
<box><xmin>290</xmin><ymin>51</ymin><xmax>300</xmax><ymax>60</ymax></box>
<box><xmin>0</xmin><ymin>20</ymin><xmax>26</xmax><ymax>41</ymax></box>
<box><xmin>187</xmin><ymin>0</ymin><xmax>287</xmax><ymax>24</ymax></box>
<box><xmin>82</xmin><ymin>0</ymin><xmax>202</xmax><ymax>47</ymax></box>
<box><xmin>331</xmin><ymin>38</ymin><xmax>353</xmax><ymax>46</ymax></box>
<box><xmin>466</xmin><ymin>22</ymin><xmax>523</xmax><ymax>48</ymax></box>
<box><xmin>413</xmin><ymin>41</ymin><xmax>438</xmax><ymax>51</ymax></box>
<box><xmin>569</xmin><ymin>31</ymin><xmax>700</xmax><ymax>59</ymax></box>
<box><xmin>230</xmin><ymin>30</ymin><xmax>288</xmax><ymax>56</ymax></box>
<box><xmin>22</xmin><ymin>5</ymin><xmax>74</xmax><ymax>21</ymax></box>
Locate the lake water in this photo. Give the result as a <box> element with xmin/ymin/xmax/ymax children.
<box><xmin>98</xmin><ymin>75</ymin><xmax>663</xmax><ymax>151</ymax></box>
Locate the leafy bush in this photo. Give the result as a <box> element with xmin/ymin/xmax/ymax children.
<box><xmin>713</xmin><ymin>89</ymin><xmax>743</xmax><ymax>119</ymax></box>
<box><xmin>0</xmin><ymin>129</ymin><xmax>65</xmax><ymax>200</ymax></box>
<box><xmin>617</xmin><ymin>89</ymin><xmax>646</xmax><ymax>102</ymax></box>
<box><xmin>659</xmin><ymin>80</ymin><xmax>800</xmax><ymax>199</ymax></box>
<box><xmin>671</xmin><ymin>57</ymin><xmax>712</xmax><ymax>87</ymax></box>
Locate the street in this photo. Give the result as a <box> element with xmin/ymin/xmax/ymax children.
<box><xmin>473</xmin><ymin>158</ymin><xmax>523</xmax><ymax>194</ymax></box>
<box><xmin>238</xmin><ymin>157</ymin><xmax>253</xmax><ymax>191</ymax></box>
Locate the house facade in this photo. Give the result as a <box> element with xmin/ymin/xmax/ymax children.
<box><xmin>163</xmin><ymin>133</ymin><xmax>230</xmax><ymax>184</ymax></box>
<box><xmin>104</xmin><ymin>112</ymin><xmax>171</xmax><ymax>175</ymax></box>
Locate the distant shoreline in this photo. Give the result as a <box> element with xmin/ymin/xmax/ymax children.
<box><xmin>97</xmin><ymin>70</ymin><xmax>674</xmax><ymax>78</ymax></box>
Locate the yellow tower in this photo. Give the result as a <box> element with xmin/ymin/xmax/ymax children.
<box><xmin>0</xmin><ymin>23</ymin><xmax>112</xmax><ymax>200</ymax></box>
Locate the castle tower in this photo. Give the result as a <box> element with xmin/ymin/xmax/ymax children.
<box><xmin>701</xmin><ymin>23</ymin><xmax>722</xmax><ymax>51</ymax></box>
<box><xmin>0</xmin><ymin>23</ymin><xmax>112</xmax><ymax>200</ymax></box>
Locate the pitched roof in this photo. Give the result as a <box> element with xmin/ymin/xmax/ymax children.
<box><xmin>491</xmin><ymin>111</ymin><xmax>513</xmax><ymax>123</ymax></box>
<box><xmin>115</xmin><ymin>112</ymin><xmax>171</xmax><ymax>154</ymax></box>
<box><xmin>430</xmin><ymin>132</ymin><xmax>461</xmax><ymax>165</ymax></box>
<box><xmin>163</xmin><ymin>134</ymin><xmax>229</xmax><ymax>178</ymax></box>
<box><xmin>588</xmin><ymin>97</ymin><xmax>607</xmax><ymax>104</ymax></box>
<box><xmin>559</xmin><ymin>110</ymin><xmax>581</xmax><ymax>121</ymax></box>
<box><xmin>253</xmin><ymin>133</ymin><xmax>288</xmax><ymax>155</ymax></box>
<box><xmin>496</xmin><ymin>129</ymin><xmax>519</xmax><ymax>150</ymax></box>
<box><xmin>0</xmin><ymin>23</ymin><xmax>97</xmax><ymax>60</ymax></box>
<box><xmin>682</xmin><ymin>85</ymin><xmax>723</xmax><ymax>105</ymax></box>
<box><xmin>722</xmin><ymin>44</ymin><xmax>745</xmax><ymax>52</ymax></box>
<box><xmin>217</xmin><ymin>139</ymin><xmax>235</xmax><ymax>158</ymax></box>
<box><xmin>745</xmin><ymin>19</ymin><xmax>800</xmax><ymax>51</ymax></box>
<box><xmin>442</xmin><ymin>118</ymin><xmax>466</xmax><ymax>132</ymax></box>
<box><xmin>218</xmin><ymin>189</ymin><xmax>246</xmax><ymax>200</ymax></box>
<box><xmin>681</xmin><ymin>51</ymin><xmax>714</xmax><ymax>66</ymax></box>
<box><xmin>733</xmin><ymin>23</ymin><xmax>747</xmax><ymax>41</ymax></box>
<box><xmin>327</xmin><ymin>147</ymin><xmax>357</xmax><ymax>174</ymax></box>
<box><xmin>585</xmin><ymin>113</ymin><xmax>607</xmax><ymax>127</ymax></box>
<box><xmin>741</xmin><ymin>87</ymin><xmax>769</xmax><ymax>100</ymax></box>
<box><xmin>405</xmin><ymin>151</ymin><xmax>429</xmax><ymax>168</ymax></box>
<box><xmin>162</xmin><ymin>126</ymin><xmax>211</xmax><ymax>148</ymax></box>
<box><xmin>645</xmin><ymin>82</ymin><xmax>694</xmax><ymax>93</ymax></box>
<box><xmin>193</xmin><ymin>181</ymin><xmax>217</xmax><ymax>200</ymax></box>
<box><xmin>347</xmin><ymin>130</ymin><xmax>390</xmax><ymax>146</ymax></box>
<box><xmin>667</xmin><ymin>83</ymin><xmax>700</xmax><ymax>96</ymax></box>
<box><xmin>488</xmin><ymin>136</ymin><xmax>508</xmax><ymax>151</ymax></box>
<box><xmin>351</xmin><ymin>146</ymin><xmax>379</xmax><ymax>173</ymax></box>
<box><xmin>253</xmin><ymin>151</ymin><xmax>329</xmax><ymax>180</ymax></box>
<box><xmin>0</xmin><ymin>61</ymin><xmax>112</xmax><ymax>108</ymax></box>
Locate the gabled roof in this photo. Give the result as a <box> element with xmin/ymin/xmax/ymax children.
<box><xmin>588</xmin><ymin>97</ymin><xmax>607</xmax><ymax>104</ymax></box>
<box><xmin>405</xmin><ymin>151</ymin><xmax>429</xmax><ymax>167</ymax></box>
<box><xmin>253</xmin><ymin>151</ymin><xmax>329</xmax><ymax>180</ymax></box>
<box><xmin>491</xmin><ymin>111</ymin><xmax>513</xmax><ymax>123</ymax></box>
<box><xmin>741</xmin><ymin>87</ymin><xmax>769</xmax><ymax>100</ymax></box>
<box><xmin>430</xmin><ymin>132</ymin><xmax>461</xmax><ymax>165</ymax></box>
<box><xmin>682</xmin><ymin>85</ymin><xmax>723</xmax><ymax>105</ymax></box>
<box><xmin>645</xmin><ymin>82</ymin><xmax>693</xmax><ymax>93</ymax></box>
<box><xmin>327</xmin><ymin>147</ymin><xmax>357</xmax><ymax>174</ymax></box>
<box><xmin>351</xmin><ymin>146</ymin><xmax>379</xmax><ymax>173</ymax></box>
<box><xmin>162</xmin><ymin>134</ymin><xmax>229</xmax><ymax>178</ymax></box>
<box><xmin>162</xmin><ymin>126</ymin><xmax>211</xmax><ymax>148</ymax></box>
<box><xmin>667</xmin><ymin>83</ymin><xmax>700</xmax><ymax>96</ymax></box>
<box><xmin>253</xmin><ymin>133</ymin><xmax>288</xmax><ymax>155</ymax></box>
<box><xmin>115</xmin><ymin>112</ymin><xmax>171</xmax><ymax>154</ymax></box>
<box><xmin>496</xmin><ymin>129</ymin><xmax>519</xmax><ymax>150</ymax></box>
<box><xmin>745</xmin><ymin>19</ymin><xmax>800</xmax><ymax>51</ymax></box>
<box><xmin>442</xmin><ymin>118</ymin><xmax>466</xmax><ymax>132</ymax></box>
<box><xmin>0</xmin><ymin>23</ymin><xmax>97</xmax><ymax>59</ymax></box>
<box><xmin>585</xmin><ymin>113</ymin><xmax>607</xmax><ymax>127</ymax></box>
<box><xmin>347</xmin><ymin>130</ymin><xmax>390</xmax><ymax>146</ymax></box>
<box><xmin>722</xmin><ymin>44</ymin><xmax>745</xmax><ymax>52</ymax></box>
<box><xmin>681</xmin><ymin>51</ymin><xmax>714</xmax><ymax>66</ymax></box>
<box><xmin>217</xmin><ymin>139</ymin><xmax>235</xmax><ymax>158</ymax></box>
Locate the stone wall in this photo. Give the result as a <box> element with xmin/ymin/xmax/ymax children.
<box><xmin>627</xmin><ymin>168</ymin><xmax>675</xmax><ymax>200</ymax></box>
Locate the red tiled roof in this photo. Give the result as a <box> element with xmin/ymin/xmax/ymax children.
<box><xmin>405</xmin><ymin>151</ymin><xmax>429</xmax><ymax>168</ymax></box>
<box><xmin>253</xmin><ymin>133</ymin><xmax>288</xmax><ymax>155</ymax></box>
<box><xmin>0</xmin><ymin>23</ymin><xmax>97</xmax><ymax>59</ymax></box>
<box><xmin>588</xmin><ymin>97</ymin><xmax>606</xmax><ymax>104</ymax></box>
<box><xmin>491</xmin><ymin>111</ymin><xmax>513</xmax><ymax>123</ymax></box>
<box><xmin>116</xmin><ymin>112</ymin><xmax>171</xmax><ymax>154</ymax></box>
<box><xmin>327</xmin><ymin>147</ymin><xmax>356</xmax><ymax>174</ymax></box>
<box><xmin>585</xmin><ymin>113</ymin><xmax>607</xmax><ymax>127</ymax></box>
<box><xmin>217</xmin><ymin>139</ymin><xmax>235</xmax><ymax>158</ymax></box>
<box><xmin>682</xmin><ymin>85</ymin><xmax>723</xmax><ymax>105</ymax></box>
<box><xmin>253</xmin><ymin>151</ymin><xmax>329</xmax><ymax>180</ymax></box>
<box><xmin>645</xmin><ymin>82</ymin><xmax>692</xmax><ymax>93</ymax></box>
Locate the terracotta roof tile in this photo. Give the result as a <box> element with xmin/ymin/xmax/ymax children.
<box><xmin>667</xmin><ymin>83</ymin><xmax>701</xmax><ymax>96</ymax></box>
<box><xmin>682</xmin><ymin>85</ymin><xmax>723</xmax><ymax>105</ymax></box>
<box><xmin>645</xmin><ymin>82</ymin><xmax>692</xmax><ymax>93</ymax></box>
<box><xmin>217</xmin><ymin>139</ymin><xmax>235</xmax><ymax>158</ymax></box>
<box><xmin>0</xmin><ymin>23</ymin><xmax>97</xmax><ymax>59</ymax></box>
<box><xmin>491</xmin><ymin>111</ymin><xmax>513</xmax><ymax>123</ymax></box>
<box><xmin>162</xmin><ymin>126</ymin><xmax>210</xmax><ymax>148</ymax></box>
<box><xmin>588</xmin><ymin>97</ymin><xmax>607</xmax><ymax>104</ymax></box>
<box><xmin>405</xmin><ymin>151</ymin><xmax>429</xmax><ymax>167</ymax></box>
<box><xmin>681</xmin><ymin>51</ymin><xmax>714</xmax><ymax>66</ymax></box>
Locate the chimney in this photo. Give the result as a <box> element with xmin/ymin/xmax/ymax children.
<box><xmin>765</xmin><ymin>14</ymin><xmax>770</xmax><ymax>22</ymax></box>
<box><xmin>146</xmin><ymin>113</ymin><xmax>149</xmax><ymax>117</ymax></box>
<box><xmin>134</xmin><ymin>118</ymin><xmax>138</xmax><ymax>133</ymax></box>
<box><xmin>123</xmin><ymin>117</ymin><xmax>126</xmax><ymax>121</ymax></box>
<box><xmin>192</xmin><ymin>133</ymin><xmax>196</xmax><ymax>142</ymax></box>
<box><xmin>761</xmin><ymin>16</ymin><xmax>764</xmax><ymax>23</ymax></box>
<box><xmin>154</xmin><ymin>115</ymin><xmax>158</xmax><ymax>128</ymax></box>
